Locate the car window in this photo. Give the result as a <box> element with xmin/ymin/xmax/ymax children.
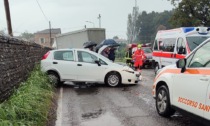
<box><xmin>78</xmin><ymin>51</ymin><xmax>98</xmax><ymax>63</ymax></box>
<box><xmin>188</xmin><ymin>40</ymin><xmax>210</xmax><ymax>68</ymax></box>
<box><xmin>186</xmin><ymin>36</ymin><xmax>210</xmax><ymax>51</ymax></box>
<box><xmin>159</xmin><ymin>38</ymin><xmax>176</xmax><ymax>52</ymax></box>
<box><xmin>142</xmin><ymin>48</ymin><xmax>152</xmax><ymax>53</ymax></box>
<box><xmin>54</xmin><ymin>51</ymin><xmax>74</xmax><ymax>61</ymax></box>
<box><xmin>177</xmin><ymin>37</ymin><xmax>186</xmax><ymax>54</ymax></box>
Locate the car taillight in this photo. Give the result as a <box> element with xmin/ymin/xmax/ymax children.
<box><xmin>42</xmin><ymin>51</ymin><xmax>50</xmax><ymax>60</ymax></box>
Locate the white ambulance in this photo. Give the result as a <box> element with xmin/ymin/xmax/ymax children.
<box><xmin>153</xmin><ymin>38</ymin><xmax>210</xmax><ymax>125</ymax></box>
<box><xmin>152</xmin><ymin>27</ymin><xmax>210</xmax><ymax>74</ymax></box>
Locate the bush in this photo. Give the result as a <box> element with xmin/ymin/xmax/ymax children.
<box><xmin>0</xmin><ymin>65</ymin><xmax>55</xmax><ymax>126</ymax></box>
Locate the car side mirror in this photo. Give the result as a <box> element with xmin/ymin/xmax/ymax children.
<box><xmin>178</xmin><ymin>46</ymin><xmax>186</xmax><ymax>54</ymax></box>
<box><xmin>95</xmin><ymin>60</ymin><xmax>101</xmax><ymax>66</ymax></box>
<box><xmin>176</xmin><ymin>58</ymin><xmax>186</xmax><ymax>73</ymax></box>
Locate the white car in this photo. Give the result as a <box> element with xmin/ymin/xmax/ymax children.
<box><xmin>152</xmin><ymin>38</ymin><xmax>210</xmax><ymax>125</ymax></box>
<box><xmin>41</xmin><ymin>48</ymin><xmax>140</xmax><ymax>87</ymax></box>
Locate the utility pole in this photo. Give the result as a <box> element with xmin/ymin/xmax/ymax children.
<box><xmin>49</xmin><ymin>21</ymin><xmax>52</xmax><ymax>46</ymax></box>
<box><xmin>4</xmin><ymin>0</ymin><xmax>13</xmax><ymax>36</ymax></box>
<box><xmin>97</xmin><ymin>14</ymin><xmax>101</xmax><ymax>28</ymax></box>
<box><xmin>130</xmin><ymin>0</ymin><xmax>139</xmax><ymax>43</ymax></box>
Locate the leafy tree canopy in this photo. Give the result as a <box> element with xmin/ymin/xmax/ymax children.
<box><xmin>169</xmin><ymin>0</ymin><xmax>210</xmax><ymax>27</ymax></box>
<box><xmin>20</xmin><ymin>31</ymin><xmax>34</xmax><ymax>40</ymax></box>
<box><xmin>113</xmin><ymin>36</ymin><xmax>119</xmax><ymax>39</ymax></box>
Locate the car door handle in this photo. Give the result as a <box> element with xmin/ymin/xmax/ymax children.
<box><xmin>200</xmin><ymin>78</ymin><xmax>209</xmax><ymax>81</ymax></box>
<box><xmin>77</xmin><ymin>64</ymin><xmax>82</xmax><ymax>66</ymax></box>
<box><xmin>53</xmin><ymin>62</ymin><xmax>58</xmax><ymax>64</ymax></box>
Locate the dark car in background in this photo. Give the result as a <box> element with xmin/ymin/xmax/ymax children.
<box><xmin>142</xmin><ymin>47</ymin><xmax>153</xmax><ymax>68</ymax></box>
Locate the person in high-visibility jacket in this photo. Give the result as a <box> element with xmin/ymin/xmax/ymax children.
<box><xmin>125</xmin><ymin>44</ymin><xmax>133</xmax><ymax>66</ymax></box>
<box><xmin>132</xmin><ymin>44</ymin><xmax>146</xmax><ymax>70</ymax></box>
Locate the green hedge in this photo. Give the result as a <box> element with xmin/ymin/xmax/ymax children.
<box><xmin>0</xmin><ymin>65</ymin><xmax>55</xmax><ymax>126</ymax></box>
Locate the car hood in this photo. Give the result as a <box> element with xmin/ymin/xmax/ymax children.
<box><xmin>157</xmin><ymin>64</ymin><xmax>176</xmax><ymax>75</ymax></box>
<box><xmin>110</xmin><ymin>62</ymin><xmax>134</xmax><ymax>71</ymax></box>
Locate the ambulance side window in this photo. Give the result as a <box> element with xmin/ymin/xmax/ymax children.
<box><xmin>161</xmin><ymin>38</ymin><xmax>176</xmax><ymax>52</ymax></box>
<box><xmin>177</xmin><ymin>38</ymin><xmax>186</xmax><ymax>54</ymax></box>
<box><xmin>153</xmin><ymin>40</ymin><xmax>158</xmax><ymax>51</ymax></box>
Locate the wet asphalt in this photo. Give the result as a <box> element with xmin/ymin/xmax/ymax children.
<box><xmin>55</xmin><ymin>69</ymin><xmax>204</xmax><ymax>126</ymax></box>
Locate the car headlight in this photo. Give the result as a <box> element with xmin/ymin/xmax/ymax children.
<box><xmin>122</xmin><ymin>66</ymin><xmax>135</xmax><ymax>74</ymax></box>
<box><xmin>123</xmin><ymin>69</ymin><xmax>135</xmax><ymax>74</ymax></box>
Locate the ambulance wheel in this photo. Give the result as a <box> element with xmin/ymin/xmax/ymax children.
<box><xmin>154</xmin><ymin>63</ymin><xmax>159</xmax><ymax>74</ymax></box>
<box><xmin>156</xmin><ymin>85</ymin><xmax>175</xmax><ymax>117</ymax></box>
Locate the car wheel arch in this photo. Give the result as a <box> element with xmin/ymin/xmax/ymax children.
<box><xmin>156</xmin><ymin>81</ymin><xmax>169</xmax><ymax>95</ymax></box>
<box><xmin>155</xmin><ymin>83</ymin><xmax>175</xmax><ymax>117</ymax></box>
<box><xmin>104</xmin><ymin>71</ymin><xmax>122</xmax><ymax>85</ymax></box>
<box><xmin>47</xmin><ymin>70</ymin><xmax>61</xmax><ymax>81</ymax></box>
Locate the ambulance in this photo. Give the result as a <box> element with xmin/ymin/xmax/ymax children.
<box><xmin>152</xmin><ymin>27</ymin><xmax>210</xmax><ymax>74</ymax></box>
<box><xmin>152</xmin><ymin>38</ymin><xmax>210</xmax><ymax>125</ymax></box>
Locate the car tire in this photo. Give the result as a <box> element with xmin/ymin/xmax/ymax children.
<box><xmin>48</xmin><ymin>72</ymin><xmax>61</xmax><ymax>87</ymax></box>
<box><xmin>156</xmin><ymin>85</ymin><xmax>175</xmax><ymax>117</ymax></box>
<box><xmin>105</xmin><ymin>72</ymin><xmax>121</xmax><ymax>87</ymax></box>
<box><xmin>154</xmin><ymin>63</ymin><xmax>159</xmax><ymax>74</ymax></box>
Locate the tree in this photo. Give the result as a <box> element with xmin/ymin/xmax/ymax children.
<box><xmin>20</xmin><ymin>31</ymin><xmax>34</xmax><ymax>40</ymax></box>
<box><xmin>113</xmin><ymin>36</ymin><xmax>119</xmax><ymax>40</ymax></box>
<box><xmin>133</xmin><ymin>11</ymin><xmax>173</xmax><ymax>44</ymax></box>
<box><xmin>169</xmin><ymin>0</ymin><xmax>210</xmax><ymax>27</ymax></box>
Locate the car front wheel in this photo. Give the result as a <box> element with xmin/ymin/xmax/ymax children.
<box><xmin>105</xmin><ymin>72</ymin><xmax>121</xmax><ymax>87</ymax></box>
<box><xmin>156</xmin><ymin>85</ymin><xmax>175</xmax><ymax>117</ymax></box>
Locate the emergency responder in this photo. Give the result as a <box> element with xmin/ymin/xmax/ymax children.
<box><xmin>125</xmin><ymin>44</ymin><xmax>133</xmax><ymax>67</ymax></box>
<box><xmin>132</xmin><ymin>44</ymin><xmax>146</xmax><ymax>70</ymax></box>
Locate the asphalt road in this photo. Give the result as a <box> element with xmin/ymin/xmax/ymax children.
<box><xmin>55</xmin><ymin>69</ymin><xmax>204</xmax><ymax>126</ymax></box>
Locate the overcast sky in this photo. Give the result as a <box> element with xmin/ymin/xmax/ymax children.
<box><xmin>0</xmin><ymin>0</ymin><xmax>175</xmax><ymax>39</ymax></box>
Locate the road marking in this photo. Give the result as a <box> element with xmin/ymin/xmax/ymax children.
<box><xmin>55</xmin><ymin>87</ymin><xmax>63</xmax><ymax>126</ymax></box>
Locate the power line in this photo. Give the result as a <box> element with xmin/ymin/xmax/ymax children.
<box><xmin>35</xmin><ymin>0</ymin><xmax>48</xmax><ymax>22</ymax></box>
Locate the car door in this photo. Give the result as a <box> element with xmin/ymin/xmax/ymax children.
<box><xmin>172</xmin><ymin>41</ymin><xmax>210</xmax><ymax>117</ymax></box>
<box><xmin>204</xmin><ymin>78</ymin><xmax>210</xmax><ymax>120</ymax></box>
<box><xmin>53</xmin><ymin>50</ymin><xmax>77</xmax><ymax>81</ymax></box>
<box><xmin>76</xmin><ymin>51</ymin><xmax>107</xmax><ymax>82</ymax></box>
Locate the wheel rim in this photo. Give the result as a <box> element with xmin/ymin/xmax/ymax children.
<box><xmin>157</xmin><ymin>89</ymin><xmax>167</xmax><ymax>113</ymax></box>
<box><xmin>108</xmin><ymin>74</ymin><xmax>119</xmax><ymax>86</ymax></box>
<box><xmin>48</xmin><ymin>74</ymin><xmax>58</xmax><ymax>85</ymax></box>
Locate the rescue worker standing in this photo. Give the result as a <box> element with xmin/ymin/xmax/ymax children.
<box><xmin>125</xmin><ymin>44</ymin><xmax>133</xmax><ymax>66</ymax></box>
<box><xmin>132</xmin><ymin>44</ymin><xmax>146</xmax><ymax>70</ymax></box>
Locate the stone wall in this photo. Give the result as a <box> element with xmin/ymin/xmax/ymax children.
<box><xmin>0</xmin><ymin>35</ymin><xmax>51</xmax><ymax>102</ymax></box>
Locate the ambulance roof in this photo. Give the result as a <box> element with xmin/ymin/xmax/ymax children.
<box><xmin>156</xmin><ymin>27</ymin><xmax>210</xmax><ymax>38</ymax></box>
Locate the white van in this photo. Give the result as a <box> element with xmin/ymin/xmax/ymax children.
<box><xmin>152</xmin><ymin>27</ymin><xmax>210</xmax><ymax>73</ymax></box>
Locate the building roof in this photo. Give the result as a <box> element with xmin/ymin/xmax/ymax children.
<box><xmin>56</xmin><ymin>28</ymin><xmax>105</xmax><ymax>38</ymax></box>
<box><xmin>35</xmin><ymin>28</ymin><xmax>61</xmax><ymax>34</ymax></box>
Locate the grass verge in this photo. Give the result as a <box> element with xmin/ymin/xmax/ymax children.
<box><xmin>0</xmin><ymin>65</ymin><xmax>56</xmax><ymax>126</ymax></box>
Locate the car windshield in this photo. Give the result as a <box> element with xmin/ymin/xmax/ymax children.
<box><xmin>186</xmin><ymin>36</ymin><xmax>210</xmax><ymax>51</ymax></box>
<box><xmin>142</xmin><ymin>48</ymin><xmax>152</xmax><ymax>53</ymax></box>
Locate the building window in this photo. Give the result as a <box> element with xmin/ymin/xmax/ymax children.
<box><xmin>40</xmin><ymin>38</ymin><xmax>45</xmax><ymax>44</ymax></box>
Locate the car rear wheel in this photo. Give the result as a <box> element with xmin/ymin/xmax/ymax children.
<box><xmin>156</xmin><ymin>85</ymin><xmax>175</xmax><ymax>117</ymax></box>
<box><xmin>105</xmin><ymin>72</ymin><xmax>121</xmax><ymax>87</ymax></box>
<box><xmin>48</xmin><ymin>72</ymin><xmax>60</xmax><ymax>87</ymax></box>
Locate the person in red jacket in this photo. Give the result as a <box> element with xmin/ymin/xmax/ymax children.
<box><xmin>132</xmin><ymin>44</ymin><xmax>146</xmax><ymax>70</ymax></box>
